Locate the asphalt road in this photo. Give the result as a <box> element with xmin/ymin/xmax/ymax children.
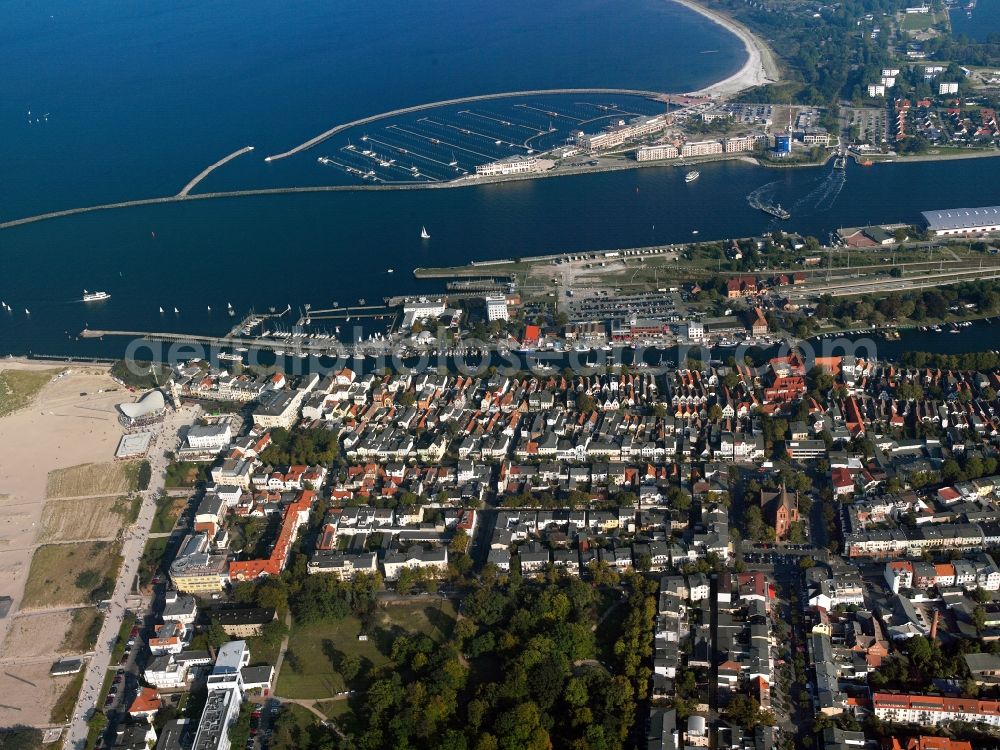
<box><xmin>63</xmin><ymin>404</ymin><xmax>198</xmax><ymax>749</ymax></box>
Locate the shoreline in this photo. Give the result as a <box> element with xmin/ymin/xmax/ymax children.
<box><xmin>672</xmin><ymin>0</ymin><xmax>781</xmax><ymax>97</ymax></box>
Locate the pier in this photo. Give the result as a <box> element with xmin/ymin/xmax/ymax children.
<box><xmin>178</xmin><ymin>146</ymin><xmax>255</xmax><ymax>196</ymax></box>
<box><xmin>295</xmin><ymin>304</ymin><xmax>394</xmax><ymax>325</ymax></box>
<box><xmin>77</xmin><ymin>327</ymin><xmax>363</xmax><ymax>356</ymax></box>
<box><xmin>263</xmin><ymin>88</ymin><xmax>668</xmax><ymax>161</ymax></box>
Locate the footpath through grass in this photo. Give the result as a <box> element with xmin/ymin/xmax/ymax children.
<box><xmin>0</xmin><ymin>368</ymin><xmax>56</xmax><ymax>417</ymax></box>
<box><xmin>46</xmin><ymin>462</ymin><xmax>139</xmax><ymax>499</ymax></box>
<box><xmin>21</xmin><ymin>541</ymin><xmax>122</xmax><ymax>609</ymax></box>
<box><xmin>60</xmin><ymin>608</ymin><xmax>105</xmax><ymax>653</ymax></box>
<box><xmin>49</xmin><ymin>669</ymin><xmax>85</xmax><ymax>724</ymax></box>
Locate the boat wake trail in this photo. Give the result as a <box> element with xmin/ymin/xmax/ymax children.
<box><xmin>816</xmin><ymin>169</ymin><xmax>846</xmax><ymax>211</ymax></box>
<box><xmin>746</xmin><ymin>181</ymin><xmax>780</xmax><ymax>210</ymax></box>
<box><xmin>790</xmin><ymin>169</ymin><xmax>847</xmax><ymax>214</ymax></box>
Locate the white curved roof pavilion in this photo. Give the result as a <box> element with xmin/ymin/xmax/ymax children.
<box><xmin>119</xmin><ymin>389</ymin><xmax>166</xmax><ymax>423</ymax></box>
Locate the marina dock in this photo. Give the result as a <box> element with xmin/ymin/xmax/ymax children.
<box><xmin>263</xmin><ymin>87</ymin><xmax>667</xmax><ymax>162</ymax></box>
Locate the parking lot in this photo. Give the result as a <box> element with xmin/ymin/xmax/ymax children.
<box><xmin>567</xmin><ymin>289</ymin><xmax>690</xmax><ymax>323</ymax></box>
<box><xmin>845</xmin><ymin>107</ymin><xmax>887</xmax><ymax>144</ymax></box>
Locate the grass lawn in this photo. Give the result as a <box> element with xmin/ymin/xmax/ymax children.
<box><xmin>899</xmin><ymin>11</ymin><xmax>935</xmax><ymax>30</ymax></box>
<box><xmin>316</xmin><ymin>699</ymin><xmax>352</xmax><ymax>720</ymax></box>
<box><xmin>270</xmin><ymin>704</ymin><xmax>324</xmax><ymax>750</ymax></box>
<box><xmin>276</xmin><ymin>616</ymin><xmax>375</xmax><ymax>699</ymax></box>
<box><xmin>21</xmin><ymin>541</ymin><xmax>122</xmax><ymax>609</ymax></box>
<box><xmin>61</xmin><ymin>608</ymin><xmax>105</xmax><ymax>653</ymax></box>
<box><xmin>46</xmin><ymin>462</ymin><xmax>139</xmax><ymax>499</ymax></box>
<box><xmin>244</xmin><ymin>631</ymin><xmax>283</xmax><ymax>668</ymax></box>
<box><xmin>109</xmin><ymin>616</ymin><xmax>134</xmax><ymax>664</ymax></box>
<box><xmin>0</xmin><ymin>368</ymin><xmax>56</xmax><ymax>418</ymax></box>
<box><xmin>39</xmin><ymin>495</ymin><xmax>136</xmax><ymax>543</ymax></box>
<box><xmin>50</xmin><ymin>669</ymin><xmax>85</xmax><ymax>724</ymax></box>
<box><xmin>151</xmin><ymin>494</ymin><xmax>187</xmax><ymax>534</ymax></box>
<box><xmin>82</xmin><ymin>670</ymin><xmax>117</xmax><ymax>750</ymax></box>
<box><xmin>276</xmin><ymin>601</ymin><xmax>456</xmax><ymax>700</ymax></box>
<box><xmin>164</xmin><ymin>461</ymin><xmax>209</xmax><ymax>489</ymax></box>
<box><xmin>372</xmin><ymin>599</ymin><xmax>456</xmax><ymax>640</ymax></box>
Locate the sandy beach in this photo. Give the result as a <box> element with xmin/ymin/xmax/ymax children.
<box><xmin>0</xmin><ymin>360</ymin><xmax>125</xmax><ymax>727</ymax></box>
<box><xmin>673</xmin><ymin>0</ymin><xmax>781</xmax><ymax>98</ymax></box>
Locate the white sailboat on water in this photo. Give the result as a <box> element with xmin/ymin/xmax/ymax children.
<box><xmin>420</xmin><ymin>226</ymin><xmax>430</xmax><ymax>239</ymax></box>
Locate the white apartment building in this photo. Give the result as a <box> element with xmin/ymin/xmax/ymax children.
<box><xmin>873</xmin><ymin>693</ymin><xmax>1000</xmax><ymax>727</ymax></box>
<box><xmin>486</xmin><ymin>295</ymin><xmax>509</xmax><ymax>321</ymax></box>
<box><xmin>636</xmin><ymin>144</ymin><xmax>679</xmax><ymax>161</ymax></box>
<box><xmin>685</xmin><ymin>320</ymin><xmax>704</xmax><ymax>341</ymax></box>
<box><xmin>723</xmin><ymin>134</ymin><xmax>759</xmax><ymax>153</ymax></box>
<box><xmin>382</xmin><ymin>547</ymin><xmax>448</xmax><ymax>580</ymax></box>
<box><xmin>575</xmin><ymin>115</ymin><xmax>666</xmax><ymax>151</ymax></box>
<box><xmin>680</xmin><ymin>140</ymin><xmax>723</xmax><ymax>157</ymax></box>
<box><xmin>475</xmin><ymin>155</ymin><xmax>539</xmax><ymax>177</ymax></box>
<box><xmin>186</xmin><ymin>423</ymin><xmax>232</xmax><ymax>452</ymax></box>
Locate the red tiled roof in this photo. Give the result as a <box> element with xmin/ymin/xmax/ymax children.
<box><xmin>230</xmin><ymin>490</ymin><xmax>314</xmax><ymax>580</ymax></box>
<box><xmin>129</xmin><ymin>687</ymin><xmax>161</xmax><ymax>714</ymax></box>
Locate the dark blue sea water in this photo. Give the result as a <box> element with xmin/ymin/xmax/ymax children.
<box><xmin>0</xmin><ymin>0</ymin><xmax>743</xmax><ymax>217</ymax></box>
<box><xmin>2</xmin><ymin>0</ymin><xmax>1000</xmax><ymax>360</ymax></box>
<box><xmin>4</xmin><ymin>156</ymin><xmax>1000</xmax><ymax>359</ymax></box>
<box><xmin>950</xmin><ymin>0</ymin><xmax>1000</xmax><ymax>41</ymax></box>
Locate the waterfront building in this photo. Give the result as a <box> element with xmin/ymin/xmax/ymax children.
<box><xmin>574</xmin><ymin>114</ymin><xmax>666</xmax><ymax>151</ymax></box>
<box><xmin>636</xmin><ymin>144</ymin><xmax>679</xmax><ymax>161</ymax></box>
<box><xmin>402</xmin><ymin>296</ymin><xmax>447</xmax><ymax>329</ymax></box>
<box><xmin>685</xmin><ymin>321</ymin><xmax>704</xmax><ymax>341</ymax></box>
<box><xmin>475</xmin><ymin>155</ymin><xmax>539</xmax><ymax>177</ymax></box>
<box><xmin>922</xmin><ymin>206</ymin><xmax>1000</xmax><ymax>236</ymax></box>
<box><xmin>118</xmin><ymin>389</ymin><xmax>166</xmax><ymax>428</ymax></box>
<box><xmin>722</xmin><ymin>134</ymin><xmax>762</xmax><ymax>153</ymax></box>
<box><xmin>680</xmin><ymin>140</ymin><xmax>723</xmax><ymax>157</ymax></box>
<box><xmin>773</xmin><ymin>134</ymin><xmax>792</xmax><ymax>155</ymax></box>
<box><xmin>800</xmin><ymin>127</ymin><xmax>831</xmax><ymax>146</ymax></box>
<box><xmin>486</xmin><ymin>295</ymin><xmax>509</xmax><ymax>322</ymax></box>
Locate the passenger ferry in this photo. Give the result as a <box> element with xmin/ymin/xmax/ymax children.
<box><xmin>82</xmin><ymin>290</ymin><xmax>111</xmax><ymax>302</ymax></box>
<box><xmin>685</xmin><ymin>171</ymin><xmax>700</xmax><ymax>183</ymax></box>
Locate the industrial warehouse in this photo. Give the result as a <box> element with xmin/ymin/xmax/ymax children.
<box><xmin>923</xmin><ymin>206</ymin><xmax>1000</xmax><ymax>236</ymax></box>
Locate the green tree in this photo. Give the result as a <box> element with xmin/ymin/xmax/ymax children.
<box><xmin>449</xmin><ymin>529</ymin><xmax>471</xmax><ymax>555</ymax></box>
